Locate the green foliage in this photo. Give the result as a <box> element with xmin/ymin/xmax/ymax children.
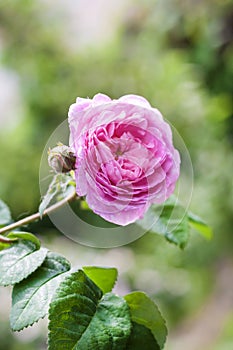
<box><xmin>0</xmin><ymin>242</ymin><xmax>10</xmax><ymax>251</ymax></box>
<box><xmin>82</xmin><ymin>266</ymin><xmax>118</xmax><ymax>294</ymax></box>
<box><xmin>49</xmin><ymin>272</ymin><xmax>130</xmax><ymax>350</ymax></box>
<box><xmin>0</xmin><ymin>240</ymin><xmax>47</xmax><ymax>286</ymax></box>
<box><xmin>11</xmin><ymin>251</ymin><xmax>71</xmax><ymax>331</ymax></box>
<box><xmin>137</xmin><ymin>196</ymin><xmax>212</xmax><ymax>248</ymax></box>
<box><xmin>7</xmin><ymin>231</ymin><xmax>41</xmax><ymax>249</ymax></box>
<box><xmin>0</xmin><ymin>233</ymin><xmax>167</xmax><ymax>349</ymax></box>
<box><xmin>71</xmin><ymin>293</ymin><xmax>131</xmax><ymax>350</ymax></box>
<box><xmin>48</xmin><ymin>270</ymin><xmax>103</xmax><ymax>350</ymax></box>
<box><xmin>188</xmin><ymin>212</ymin><xmax>213</xmax><ymax>240</ymax></box>
<box><xmin>127</xmin><ymin>322</ymin><xmax>160</xmax><ymax>350</ymax></box>
<box><xmin>39</xmin><ymin>173</ymin><xmax>75</xmax><ymax>217</ymax></box>
<box><xmin>125</xmin><ymin>292</ymin><xmax>167</xmax><ymax>349</ymax></box>
<box><xmin>39</xmin><ymin>175</ymin><xmax>61</xmax><ymax>217</ymax></box>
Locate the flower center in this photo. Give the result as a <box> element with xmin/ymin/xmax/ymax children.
<box><xmin>101</xmin><ymin>158</ymin><xmax>142</xmax><ymax>187</ymax></box>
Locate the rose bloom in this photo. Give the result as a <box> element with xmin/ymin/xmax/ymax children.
<box><xmin>68</xmin><ymin>94</ymin><xmax>180</xmax><ymax>226</ymax></box>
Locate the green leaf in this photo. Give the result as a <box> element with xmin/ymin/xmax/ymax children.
<box><xmin>10</xmin><ymin>251</ymin><xmax>71</xmax><ymax>331</ymax></box>
<box><xmin>163</xmin><ymin>212</ymin><xmax>189</xmax><ymax>249</ymax></box>
<box><xmin>124</xmin><ymin>292</ymin><xmax>167</xmax><ymax>349</ymax></box>
<box><xmin>48</xmin><ymin>270</ymin><xmax>131</xmax><ymax>350</ymax></box>
<box><xmin>7</xmin><ymin>231</ymin><xmax>41</xmax><ymax>249</ymax></box>
<box><xmin>188</xmin><ymin>212</ymin><xmax>213</xmax><ymax>240</ymax></box>
<box><xmin>0</xmin><ymin>240</ymin><xmax>47</xmax><ymax>286</ymax></box>
<box><xmin>0</xmin><ymin>199</ymin><xmax>12</xmax><ymax>227</ymax></box>
<box><xmin>75</xmin><ymin>293</ymin><xmax>131</xmax><ymax>350</ymax></box>
<box><xmin>48</xmin><ymin>270</ymin><xmax>102</xmax><ymax>350</ymax></box>
<box><xmin>39</xmin><ymin>175</ymin><xmax>60</xmax><ymax>216</ymax></box>
<box><xmin>137</xmin><ymin>199</ymin><xmax>189</xmax><ymax>248</ymax></box>
<box><xmin>39</xmin><ymin>174</ymin><xmax>75</xmax><ymax>216</ymax></box>
<box><xmin>0</xmin><ymin>242</ymin><xmax>10</xmax><ymax>251</ymax></box>
<box><xmin>126</xmin><ymin>322</ymin><xmax>160</xmax><ymax>350</ymax></box>
<box><xmin>83</xmin><ymin>266</ymin><xmax>118</xmax><ymax>294</ymax></box>
<box><xmin>138</xmin><ymin>195</ymin><xmax>212</xmax><ymax>247</ymax></box>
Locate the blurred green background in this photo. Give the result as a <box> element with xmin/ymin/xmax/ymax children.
<box><xmin>0</xmin><ymin>0</ymin><xmax>232</xmax><ymax>349</ymax></box>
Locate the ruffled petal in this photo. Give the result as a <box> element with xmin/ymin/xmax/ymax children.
<box><xmin>68</xmin><ymin>93</ymin><xmax>180</xmax><ymax>225</ymax></box>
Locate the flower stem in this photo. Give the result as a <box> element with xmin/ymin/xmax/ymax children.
<box><xmin>0</xmin><ymin>191</ymin><xmax>77</xmax><ymax>236</ymax></box>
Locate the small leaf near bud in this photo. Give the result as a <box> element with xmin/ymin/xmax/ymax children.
<box><xmin>48</xmin><ymin>145</ymin><xmax>76</xmax><ymax>173</ymax></box>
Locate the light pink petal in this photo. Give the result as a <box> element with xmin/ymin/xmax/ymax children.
<box><xmin>93</xmin><ymin>93</ymin><xmax>112</xmax><ymax>105</ymax></box>
<box><xmin>68</xmin><ymin>98</ymin><xmax>92</xmax><ymax>117</ymax></box>
<box><xmin>119</xmin><ymin>94</ymin><xmax>151</xmax><ymax>108</ymax></box>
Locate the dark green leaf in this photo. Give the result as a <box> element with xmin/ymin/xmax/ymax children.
<box><xmin>10</xmin><ymin>251</ymin><xmax>71</xmax><ymax>331</ymax></box>
<box><xmin>74</xmin><ymin>293</ymin><xmax>131</xmax><ymax>350</ymax></box>
<box><xmin>83</xmin><ymin>266</ymin><xmax>118</xmax><ymax>294</ymax></box>
<box><xmin>48</xmin><ymin>270</ymin><xmax>131</xmax><ymax>350</ymax></box>
<box><xmin>0</xmin><ymin>199</ymin><xmax>12</xmax><ymax>227</ymax></box>
<box><xmin>124</xmin><ymin>292</ymin><xmax>167</xmax><ymax>349</ymax></box>
<box><xmin>188</xmin><ymin>212</ymin><xmax>213</xmax><ymax>239</ymax></box>
<box><xmin>0</xmin><ymin>240</ymin><xmax>47</xmax><ymax>286</ymax></box>
<box><xmin>163</xmin><ymin>212</ymin><xmax>189</xmax><ymax>249</ymax></box>
<box><xmin>126</xmin><ymin>322</ymin><xmax>160</xmax><ymax>350</ymax></box>
<box><xmin>7</xmin><ymin>231</ymin><xmax>41</xmax><ymax>249</ymax></box>
<box><xmin>48</xmin><ymin>270</ymin><xmax>102</xmax><ymax>350</ymax></box>
<box><xmin>137</xmin><ymin>200</ymin><xmax>189</xmax><ymax>249</ymax></box>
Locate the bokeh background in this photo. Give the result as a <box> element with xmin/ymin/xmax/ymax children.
<box><xmin>0</xmin><ymin>0</ymin><xmax>232</xmax><ymax>349</ymax></box>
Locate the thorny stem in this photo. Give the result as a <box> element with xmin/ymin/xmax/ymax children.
<box><xmin>0</xmin><ymin>191</ymin><xmax>77</xmax><ymax>242</ymax></box>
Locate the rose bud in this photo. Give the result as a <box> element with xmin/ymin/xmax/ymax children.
<box><xmin>48</xmin><ymin>144</ymin><xmax>76</xmax><ymax>173</ymax></box>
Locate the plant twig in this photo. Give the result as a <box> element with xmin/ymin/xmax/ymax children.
<box><xmin>0</xmin><ymin>235</ymin><xmax>17</xmax><ymax>243</ymax></box>
<box><xmin>0</xmin><ymin>191</ymin><xmax>77</xmax><ymax>235</ymax></box>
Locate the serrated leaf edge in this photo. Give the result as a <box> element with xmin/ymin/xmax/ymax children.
<box><xmin>0</xmin><ymin>247</ymin><xmax>48</xmax><ymax>287</ymax></box>
<box><xmin>124</xmin><ymin>291</ymin><xmax>168</xmax><ymax>349</ymax></box>
<box><xmin>11</xmin><ymin>269</ymin><xmax>71</xmax><ymax>331</ymax></box>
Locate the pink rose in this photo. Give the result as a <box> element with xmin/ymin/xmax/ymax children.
<box><xmin>68</xmin><ymin>93</ymin><xmax>180</xmax><ymax>226</ymax></box>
